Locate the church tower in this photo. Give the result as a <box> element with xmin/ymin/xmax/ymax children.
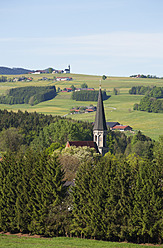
<box><xmin>93</xmin><ymin>87</ymin><xmax>109</xmax><ymax>156</ymax></box>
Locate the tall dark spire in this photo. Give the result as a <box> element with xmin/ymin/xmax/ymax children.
<box><xmin>93</xmin><ymin>88</ymin><xmax>107</xmax><ymax>131</ymax></box>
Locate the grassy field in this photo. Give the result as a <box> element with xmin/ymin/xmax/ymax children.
<box><xmin>0</xmin><ymin>73</ymin><xmax>163</xmax><ymax>140</ymax></box>
<box><xmin>0</xmin><ymin>235</ymin><xmax>162</xmax><ymax>248</ymax></box>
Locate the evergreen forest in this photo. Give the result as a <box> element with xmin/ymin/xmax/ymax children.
<box><xmin>129</xmin><ymin>86</ymin><xmax>163</xmax><ymax>113</ymax></box>
<box><xmin>0</xmin><ymin>110</ymin><xmax>162</xmax><ymax>244</ymax></box>
<box><xmin>71</xmin><ymin>90</ymin><xmax>110</xmax><ymax>101</ymax></box>
<box><xmin>0</xmin><ymin>86</ymin><xmax>57</xmax><ymax>105</ymax></box>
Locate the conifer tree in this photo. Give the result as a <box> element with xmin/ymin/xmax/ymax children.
<box><xmin>0</xmin><ymin>150</ymin><xmax>67</xmax><ymax>234</ymax></box>
<box><xmin>27</xmin><ymin>152</ymin><xmax>66</xmax><ymax>234</ymax></box>
<box><xmin>130</xmin><ymin>159</ymin><xmax>163</xmax><ymax>243</ymax></box>
<box><xmin>0</xmin><ymin>153</ymin><xmax>19</xmax><ymax>232</ymax></box>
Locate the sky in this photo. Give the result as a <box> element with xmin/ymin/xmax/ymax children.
<box><xmin>1</xmin><ymin>0</ymin><xmax>163</xmax><ymax>76</ymax></box>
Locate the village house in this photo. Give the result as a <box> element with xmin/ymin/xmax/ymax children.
<box><xmin>53</xmin><ymin>65</ymin><xmax>71</xmax><ymax>74</ymax></box>
<box><xmin>85</xmin><ymin>108</ymin><xmax>94</xmax><ymax>113</ymax></box>
<box><xmin>112</xmin><ymin>125</ymin><xmax>132</xmax><ymax>131</ymax></box>
<box><xmin>53</xmin><ymin>70</ymin><xmax>64</xmax><ymax>74</ymax></box>
<box><xmin>56</xmin><ymin>77</ymin><xmax>72</xmax><ymax>81</ymax></box>
<box><xmin>106</xmin><ymin>122</ymin><xmax>120</xmax><ymax>130</ymax></box>
<box><xmin>32</xmin><ymin>70</ymin><xmax>47</xmax><ymax>74</ymax></box>
<box><xmin>70</xmin><ymin>105</ymin><xmax>96</xmax><ymax>114</ymax></box>
<box><xmin>62</xmin><ymin>88</ymin><xmax>73</xmax><ymax>93</ymax></box>
<box><xmin>13</xmin><ymin>77</ymin><xmax>32</xmax><ymax>82</ymax></box>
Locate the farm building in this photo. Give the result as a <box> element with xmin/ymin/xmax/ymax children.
<box><xmin>56</xmin><ymin>77</ymin><xmax>72</xmax><ymax>81</ymax></box>
<box><xmin>112</xmin><ymin>125</ymin><xmax>132</xmax><ymax>131</ymax></box>
<box><xmin>106</xmin><ymin>122</ymin><xmax>120</xmax><ymax>130</ymax></box>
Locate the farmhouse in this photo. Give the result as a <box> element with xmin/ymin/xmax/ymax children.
<box><xmin>56</xmin><ymin>77</ymin><xmax>72</xmax><ymax>81</ymax></box>
<box><xmin>112</xmin><ymin>125</ymin><xmax>132</xmax><ymax>131</ymax></box>
<box><xmin>85</xmin><ymin>108</ymin><xmax>94</xmax><ymax>113</ymax></box>
<box><xmin>70</xmin><ymin>105</ymin><xmax>96</xmax><ymax>114</ymax></box>
<box><xmin>13</xmin><ymin>77</ymin><xmax>32</xmax><ymax>82</ymax></box>
<box><xmin>53</xmin><ymin>70</ymin><xmax>64</xmax><ymax>74</ymax></box>
<box><xmin>32</xmin><ymin>70</ymin><xmax>47</xmax><ymax>74</ymax></box>
<box><xmin>62</xmin><ymin>88</ymin><xmax>73</xmax><ymax>92</ymax></box>
<box><xmin>106</xmin><ymin>122</ymin><xmax>120</xmax><ymax>130</ymax></box>
<box><xmin>53</xmin><ymin>65</ymin><xmax>71</xmax><ymax>74</ymax></box>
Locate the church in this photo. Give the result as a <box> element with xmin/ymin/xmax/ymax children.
<box><xmin>66</xmin><ymin>87</ymin><xmax>109</xmax><ymax>156</ymax></box>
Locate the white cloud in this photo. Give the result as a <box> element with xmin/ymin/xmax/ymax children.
<box><xmin>1</xmin><ymin>32</ymin><xmax>163</xmax><ymax>76</ymax></box>
<box><xmin>1</xmin><ymin>32</ymin><xmax>163</xmax><ymax>59</ymax></box>
<box><xmin>22</xmin><ymin>32</ymin><xmax>163</xmax><ymax>59</ymax></box>
<box><xmin>59</xmin><ymin>32</ymin><xmax>163</xmax><ymax>58</ymax></box>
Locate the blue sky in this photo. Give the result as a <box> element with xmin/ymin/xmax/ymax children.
<box><xmin>1</xmin><ymin>0</ymin><xmax>163</xmax><ymax>76</ymax></box>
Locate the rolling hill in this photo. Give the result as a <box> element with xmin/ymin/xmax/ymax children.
<box><xmin>0</xmin><ymin>66</ymin><xmax>33</xmax><ymax>75</ymax></box>
<box><xmin>0</xmin><ymin>72</ymin><xmax>162</xmax><ymax>140</ymax></box>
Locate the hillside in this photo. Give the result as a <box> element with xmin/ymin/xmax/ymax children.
<box><xmin>0</xmin><ymin>72</ymin><xmax>162</xmax><ymax>140</ymax></box>
<box><xmin>0</xmin><ymin>66</ymin><xmax>33</xmax><ymax>75</ymax></box>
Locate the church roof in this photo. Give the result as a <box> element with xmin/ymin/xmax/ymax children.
<box><xmin>93</xmin><ymin>88</ymin><xmax>107</xmax><ymax>131</ymax></box>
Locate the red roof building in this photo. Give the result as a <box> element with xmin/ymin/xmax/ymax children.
<box><xmin>112</xmin><ymin>125</ymin><xmax>132</xmax><ymax>131</ymax></box>
<box><xmin>85</xmin><ymin>109</ymin><xmax>94</xmax><ymax>112</ymax></box>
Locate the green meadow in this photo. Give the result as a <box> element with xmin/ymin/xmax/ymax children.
<box><xmin>0</xmin><ymin>73</ymin><xmax>163</xmax><ymax>140</ymax></box>
<box><xmin>0</xmin><ymin>235</ymin><xmax>162</xmax><ymax>248</ymax></box>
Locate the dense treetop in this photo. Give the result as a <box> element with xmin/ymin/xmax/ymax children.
<box><xmin>0</xmin><ymin>109</ymin><xmax>162</xmax><ymax>243</ymax></box>
<box><xmin>129</xmin><ymin>86</ymin><xmax>163</xmax><ymax>98</ymax></box>
<box><xmin>0</xmin><ymin>143</ymin><xmax>162</xmax><ymax>242</ymax></box>
<box><xmin>0</xmin><ymin>110</ymin><xmax>93</xmax><ymax>152</ymax></box>
<box><xmin>71</xmin><ymin>90</ymin><xmax>110</xmax><ymax>101</ymax></box>
<box><xmin>0</xmin><ymin>86</ymin><xmax>57</xmax><ymax>105</ymax></box>
<box><xmin>130</xmin><ymin>86</ymin><xmax>163</xmax><ymax>113</ymax></box>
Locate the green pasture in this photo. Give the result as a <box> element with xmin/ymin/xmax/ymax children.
<box><xmin>0</xmin><ymin>235</ymin><xmax>162</xmax><ymax>248</ymax></box>
<box><xmin>0</xmin><ymin>73</ymin><xmax>163</xmax><ymax>140</ymax></box>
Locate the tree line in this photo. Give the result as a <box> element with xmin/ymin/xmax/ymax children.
<box><xmin>129</xmin><ymin>86</ymin><xmax>163</xmax><ymax>113</ymax></box>
<box><xmin>0</xmin><ymin>76</ymin><xmax>7</xmax><ymax>82</ymax></box>
<box><xmin>129</xmin><ymin>86</ymin><xmax>163</xmax><ymax>98</ymax></box>
<box><xmin>71</xmin><ymin>90</ymin><xmax>110</xmax><ymax>101</ymax></box>
<box><xmin>0</xmin><ymin>109</ymin><xmax>56</xmax><ymax>146</ymax></box>
<box><xmin>130</xmin><ymin>74</ymin><xmax>162</xmax><ymax>79</ymax></box>
<box><xmin>0</xmin><ymin>86</ymin><xmax>57</xmax><ymax>105</ymax></box>
<box><xmin>0</xmin><ymin>110</ymin><xmax>93</xmax><ymax>153</ymax></box>
<box><xmin>133</xmin><ymin>96</ymin><xmax>163</xmax><ymax>113</ymax></box>
<box><xmin>0</xmin><ymin>109</ymin><xmax>156</xmax><ymax>160</ymax></box>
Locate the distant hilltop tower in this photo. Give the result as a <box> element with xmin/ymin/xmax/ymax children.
<box><xmin>64</xmin><ymin>65</ymin><xmax>70</xmax><ymax>74</ymax></box>
<box><xmin>93</xmin><ymin>85</ymin><xmax>109</xmax><ymax>156</ymax></box>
